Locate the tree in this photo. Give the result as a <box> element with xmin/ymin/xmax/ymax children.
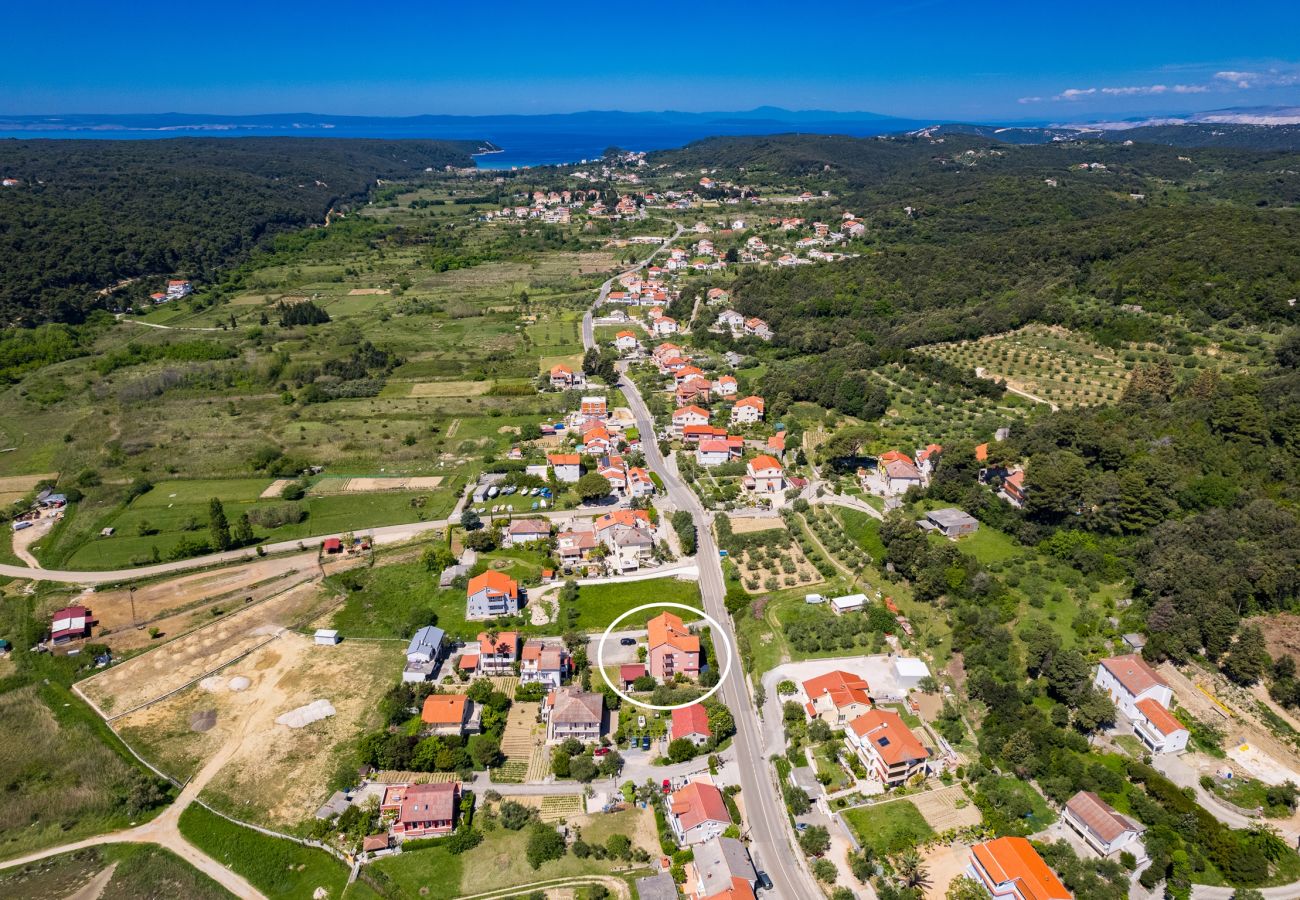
<box><xmin>569</xmin><ymin>756</ymin><xmax>599</xmax><ymax>783</ymax></box>
<box><xmin>1224</xmin><ymin>626</ymin><xmax>1270</xmax><ymax>686</ymax></box>
<box><xmin>576</xmin><ymin>473</ymin><xmax>611</xmax><ymax>503</ymax></box>
<box><xmin>606</xmin><ymin>833</ymin><xmax>632</xmax><ymax>860</ymax></box>
<box><xmin>706</xmin><ymin>704</ymin><xmax>735</xmax><ymax>742</ymax></box>
<box><xmin>895</xmin><ymin>850</ymin><xmax>930</xmax><ymax>890</ymax></box>
<box><xmin>422</xmin><ymin>544</ymin><xmax>455</xmax><ymax>572</ymax></box>
<box><xmin>499</xmin><ymin>800</ymin><xmax>537</xmax><ymax>830</ymax></box>
<box><xmin>668</xmin><ymin>738</ymin><xmax>698</xmax><ymax>763</ymax></box>
<box><xmin>464</xmin><ymin>529</ymin><xmax>498</xmax><ymax>552</ymax></box>
<box><xmin>1072</xmin><ymin>687</ymin><xmax>1117</xmax><ymax>734</ymax></box>
<box><xmin>947</xmin><ymin>876</ymin><xmax>989</xmax><ymax>900</ymax></box>
<box><xmin>231</xmin><ymin>512</ymin><xmax>255</xmax><ymax>547</ymax></box>
<box><xmin>799</xmin><ymin>825</ymin><xmax>831</xmax><ymax>856</ymax></box>
<box><xmin>460</xmin><ymin>508</ymin><xmax>483</xmax><ymax>531</ymax></box>
<box><xmin>470</xmin><ymin>736</ymin><xmax>503</xmax><ymax>769</ymax></box>
<box><xmin>598</xmin><ymin>750</ymin><xmax>624</xmax><ymax>777</ymax></box>
<box><xmin>208</xmin><ymin>498</ymin><xmax>231</xmax><ymax>551</ymax></box>
<box><xmin>813</xmin><ymin>859</ymin><xmax>837</xmax><ymax>883</ymax></box>
<box><xmin>784</xmin><ymin>784</ymin><xmax>811</xmax><ymax>815</ymax></box>
<box><xmin>526</xmin><ymin>823</ymin><xmax>566</xmax><ymax>869</ymax></box>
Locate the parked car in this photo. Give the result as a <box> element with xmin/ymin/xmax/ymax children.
<box><xmin>641</xmin><ymin>735</ymin><xmax>651</xmax><ymax>750</ymax></box>
<box><xmin>757</xmin><ymin>872</ymin><xmax>773</xmax><ymax>892</ymax></box>
<box><xmin>619</xmin><ymin>637</ymin><xmax>636</xmax><ymax>646</ymax></box>
<box><xmin>661</xmin><ymin>779</ymin><xmax>671</xmax><ymax>793</ymax></box>
<box><xmin>637</xmin><ymin>715</ymin><xmax>646</xmax><ymax>728</ymax></box>
<box><xmin>594</xmin><ymin>747</ymin><xmax>610</xmax><ymax>757</ymax></box>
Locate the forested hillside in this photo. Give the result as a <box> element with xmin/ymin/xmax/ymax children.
<box><xmin>0</xmin><ymin>138</ymin><xmax>480</xmax><ymax>324</ymax></box>
<box><xmin>657</xmin><ymin>134</ymin><xmax>1300</xmax><ymax>353</ymax></box>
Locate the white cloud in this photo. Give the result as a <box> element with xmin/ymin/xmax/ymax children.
<box><xmin>1171</xmin><ymin>84</ymin><xmax>1209</xmax><ymax>94</ymax></box>
<box><xmin>1214</xmin><ymin>69</ymin><xmax>1300</xmax><ymax>89</ymax></box>
<box><xmin>1100</xmin><ymin>85</ymin><xmax>1166</xmax><ymax>96</ymax></box>
<box><xmin>1054</xmin><ymin>88</ymin><xmax>1096</xmax><ymax>101</ymax></box>
<box><xmin>1017</xmin><ymin>96</ymin><xmax>1044</xmax><ymax>104</ymax></box>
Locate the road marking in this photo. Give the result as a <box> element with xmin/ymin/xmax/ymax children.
<box><xmin>595</xmin><ymin>601</ymin><xmax>733</xmax><ymax>712</ymax></box>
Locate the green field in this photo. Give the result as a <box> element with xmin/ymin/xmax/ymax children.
<box><xmin>328</xmin><ymin>559</ymin><xmax>484</xmax><ymax>641</ymax></box>
<box><xmin>177</xmin><ymin>804</ymin><xmax>349</xmax><ymax>899</ymax></box>
<box><xmin>0</xmin><ymin>844</ymin><xmax>236</xmax><ymax>900</ymax></box>
<box><xmin>0</xmin><ymin>683</ymin><xmax>171</xmax><ymax>862</ymax></box>
<box><xmin>841</xmin><ymin>799</ymin><xmax>935</xmax><ymax>857</ymax></box>
<box><xmin>564</xmin><ymin>576</ymin><xmax>703</xmax><ymax>632</ymax></box>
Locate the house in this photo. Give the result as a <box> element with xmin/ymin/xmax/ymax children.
<box><xmin>892</xmin><ymin>657</ymin><xmax>932</xmax><ymax>691</ymax></box>
<box><xmin>615</xmin><ymin>331</ymin><xmax>640</xmax><ymax>352</ymax></box>
<box><xmin>594</xmin><ymin>509</ymin><xmax>656</xmax><ymax>572</ymax></box>
<box><xmin>314</xmin><ymin>629</ymin><xmax>341</xmax><ymax>645</ymax></box>
<box><xmin>466</xmin><ymin>571</ymin><xmax>520</xmax><ymax>619</ymax></box>
<box><xmin>1093</xmin><ymin>654</ymin><xmax>1172</xmax><ymax>721</ymax></box>
<box><xmin>676</xmin><ymin>378</ymin><xmax>713</xmax><ymax>407</ymax></box>
<box><xmin>599</xmin><ymin>458</ymin><xmax>628</xmax><ymax>495</ymax></box>
<box><xmin>730</xmin><ymin>396</ymin><xmax>764</xmax><ymax>425</ymax></box>
<box><xmin>867</xmin><ymin>453</ymin><xmax>925</xmax><ymax>496</ymax></box>
<box><xmin>581</xmin><ymin>424</ymin><xmax>614</xmax><ymax>456</ymax></box>
<box><xmin>916</xmin><ymin>443</ymin><xmax>943</xmax><ymax>477</ymax></box>
<box><xmin>544</xmin><ymin>686</ymin><xmax>605</xmax><ymax>743</ymax></box>
<box><xmin>403</xmin><ymin>625</ymin><xmax>446</xmax><ymax>683</ymax></box>
<box><xmin>802</xmin><ymin>670</ymin><xmax>873</xmax><ymax>725</ymax></box>
<box><xmin>466</xmin><ymin>631</ymin><xmax>520</xmax><ymax>675</ymax></box>
<box><xmin>1001</xmin><ymin>470</ymin><xmax>1027</xmax><ymax>507</ymax></box>
<box><xmin>674</xmin><ymin>365</ymin><xmax>706</xmax><ymax>384</ymax></box>
<box><xmin>620</xmin><ymin>663</ymin><xmax>648</xmax><ymax>687</ymax></box>
<box><xmin>743</xmin><ymin>455</ymin><xmax>785</xmax><ymax>494</ymax></box>
<box><xmin>628</xmin><ymin>467</ymin><xmax>655</xmax><ymax>497</ymax></box>
<box><xmin>166</xmin><ymin>279</ymin><xmax>193</xmax><ymax>300</ymax></box>
<box><xmin>362</xmin><ymin>833</ymin><xmax>390</xmax><ymax>854</ymax></box>
<box><xmin>743</xmin><ymin>318</ymin><xmax>772</xmax><ymax>341</ymax></box>
<box><xmin>556</xmin><ymin>525</ymin><xmax>599</xmax><ymax>567</ymax></box>
<box><xmin>520</xmin><ymin>639</ymin><xmax>569</xmax><ymax>688</ymax></box>
<box><xmin>550</xmin><ymin>364</ymin><xmax>586</xmax><ymax>390</ymax></box>
<box><xmin>503</xmin><ymin>518</ymin><xmax>551</xmax><ymax>547</ymax></box>
<box><xmin>696</xmin><ymin>440</ymin><xmax>733</xmax><ymax>468</ymax></box>
<box><xmin>383</xmin><ymin>782</ymin><xmax>460</xmax><ymax>839</ymax></box>
<box><xmin>847</xmin><ymin>708</ymin><xmax>931</xmax><ymax>785</ymax></box>
<box><xmin>667</xmin><ymin>781</ymin><xmax>732</xmax><ymax>846</ymax></box>
<box><xmin>652</xmin><ymin>316</ymin><xmax>679</xmax><ymax>336</ymax></box>
<box><xmin>921</xmin><ymin>508</ymin><xmax>979</xmax><ymax>539</ymax></box>
<box><xmin>683</xmin><ymin>424</ymin><xmax>728</xmax><ymax>444</ymax></box>
<box><xmin>672</xmin><ymin>703</ymin><xmax>713</xmax><ymax>748</ymax></box>
<box><xmin>717</xmin><ymin>310</ymin><xmax>746</xmax><ymax>331</ymax></box>
<box><xmin>50</xmin><ymin>606</ymin><xmax>94</xmax><ymax>644</ymax></box>
<box><xmin>707</xmin><ymin>288</ymin><xmax>730</xmax><ymax>304</ymax></box>
<box><xmin>830</xmin><ymin>593</ymin><xmax>866</xmax><ymax>615</ymax></box>
<box><xmin>755</xmin><ymin>431</ymin><xmax>781</xmax><ymax>458</ymax></box>
<box><xmin>673</xmin><ymin>406</ymin><xmax>711</xmax><ymax>436</ymax></box>
<box><xmin>1133</xmin><ymin>698</ymin><xmax>1190</xmax><ymax>754</ymax></box>
<box><xmin>580</xmin><ymin>395</ymin><xmax>608</xmax><ymax>417</ymax></box>
<box><xmin>648</xmin><ymin>611</ymin><xmax>700</xmax><ymax>681</ymax></box>
<box><xmin>323</xmin><ymin>537</ymin><xmax>343</xmax><ymax>554</ymax></box>
<box><xmin>421</xmin><ymin>694</ymin><xmax>478</xmax><ymax>736</ymax></box>
<box><xmin>714</xmin><ymin>376</ymin><xmax>738</xmax><ymax>397</ymax></box>
<box><xmin>690</xmin><ymin>836</ymin><xmax>757</xmax><ymax>900</ymax></box>
<box><xmin>548</xmin><ymin>453</ymin><xmax>582</xmax><ymax>484</ymax></box>
<box><xmin>968</xmin><ymin>837</ymin><xmax>1071</xmax><ymax>900</ymax></box>
<box><xmin>1063</xmin><ymin>791</ymin><xmax>1144</xmax><ymax>858</ymax></box>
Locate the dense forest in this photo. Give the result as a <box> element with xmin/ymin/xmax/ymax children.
<box><xmin>0</xmin><ymin>137</ymin><xmax>480</xmax><ymax>324</ymax></box>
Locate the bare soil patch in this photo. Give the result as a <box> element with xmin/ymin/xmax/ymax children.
<box><xmin>409</xmin><ymin>381</ymin><xmax>491</xmax><ymax>398</ymax></box>
<box><xmin>920</xmin><ymin>843</ymin><xmax>973</xmax><ymax>900</ymax></box>
<box><xmin>260</xmin><ymin>479</ymin><xmax>292</xmax><ymax>499</ymax></box>
<box><xmin>0</xmin><ymin>472</ymin><xmax>58</xmax><ymax>493</ymax></box>
<box><xmin>911</xmin><ymin>785</ymin><xmax>981</xmax><ymax>832</ymax></box>
<box><xmin>1253</xmin><ymin>613</ymin><xmax>1300</xmax><ymax>664</ymax></box>
<box><xmin>347</xmin><ymin>288</ymin><xmax>390</xmax><ymax>296</ymax></box>
<box><xmin>726</xmin><ymin>515</ymin><xmax>787</xmax><ymax>535</ymax></box>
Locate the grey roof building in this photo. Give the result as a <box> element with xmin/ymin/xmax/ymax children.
<box><xmin>920</xmin><ymin>507</ymin><xmax>979</xmax><ymax>538</ymax></box>
<box><xmin>403</xmin><ymin>625</ymin><xmax>446</xmax><ymax>683</ymax></box>
<box><xmin>693</xmin><ymin>836</ymin><xmax>757</xmax><ymax>897</ymax></box>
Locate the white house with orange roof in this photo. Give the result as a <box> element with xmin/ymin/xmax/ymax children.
<box><xmin>461</xmin><ymin>631</ymin><xmax>520</xmax><ymax>675</ymax></box>
<box><xmin>652</xmin><ymin>316</ymin><xmax>679</xmax><ymax>337</ymax></box>
<box><xmin>672</xmin><ymin>406</ymin><xmax>711</xmax><ymax>437</ymax></box>
<box><xmin>466</xmin><ymin>572</ymin><xmax>521</xmax><ymax>619</ymax></box>
<box><xmin>713</xmin><ymin>376</ymin><xmax>738</xmax><ymax>397</ymax></box>
<box><xmin>802</xmin><ymin>670</ymin><xmax>873</xmax><ymax>725</ymax></box>
<box><xmin>676</xmin><ymin>378</ymin><xmax>712</xmax><ymax>407</ymax></box>
<box><xmin>667</xmin><ymin>780</ymin><xmax>731</xmax><ymax>846</ymax></box>
<box><xmin>550</xmin><ymin>364</ymin><xmax>586</xmax><ymax>390</ymax></box>
<box><xmin>743</xmin><ymin>318</ymin><xmax>772</xmax><ymax>341</ymax></box>
<box><xmin>1132</xmin><ymin>698</ymin><xmax>1189</xmax><ymax>754</ymax></box>
<box><xmin>916</xmin><ymin>443</ymin><xmax>943</xmax><ymax>478</ymax></box>
<box><xmin>520</xmin><ymin>638</ymin><xmax>569</xmax><ymax>689</ymax></box>
<box><xmin>744</xmin><ymin>455</ymin><xmax>785</xmax><ymax>494</ymax></box>
<box><xmin>730</xmin><ymin>396</ymin><xmax>764</xmax><ymax>425</ymax></box>
<box><xmin>615</xmin><ymin>331</ymin><xmax>640</xmax><ymax>353</ymax></box>
<box><xmin>672</xmin><ymin>704</ymin><xmax>713</xmax><ymax>748</ymax></box>
<box><xmin>547</xmin><ymin>453</ymin><xmax>582</xmax><ymax>484</ymax></box>
<box><xmin>866</xmin><ymin>451</ymin><xmax>925</xmax><ymax>497</ymax></box>
<box><xmin>968</xmin><ymin>837</ymin><xmax>1071</xmax><ymax>900</ymax></box>
<box><xmin>627</xmin><ymin>466</ymin><xmax>655</xmax><ymax>497</ymax></box>
<box><xmin>847</xmin><ymin>708</ymin><xmax>932</xmax><ymax>785</ymax></box>
<box><xmin>1093</xmin><ymin>654</ymin><xmax>1173</xmax><ymax>721</ymax></box>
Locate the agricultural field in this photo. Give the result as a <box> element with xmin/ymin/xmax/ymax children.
<box><xmin>116</xmin><ymin>632</ymin><xmax>401</xmax><ymax>827</ymax></box>
<box><xmin>561</xmin><ymin>576</ymin><xmax>703</xmax><ymax>632</ymax></box>
<box><xmin>0</xmin><ymin>844</ymin><xmax>237</xmax><ymax>900</ymax></box>
<box><xmin>0</xmin><ymin>683</ymin><xmax>170</xmax><ymax>861</ymax></box>
<box><xmin>841</xmin><ymin>799</ymin><xmax>936</xmax><ymax>857</ymax></box>
<box><xmin>866</xmin><ymin>363</ymin><xmax>1036</xmax><ymax>445</ymax></box>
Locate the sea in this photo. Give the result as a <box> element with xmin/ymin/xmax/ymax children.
<box><xmin>0</xmin><ymin>111</ymin><xmax>942</xmax><ymax>169</ymax></box>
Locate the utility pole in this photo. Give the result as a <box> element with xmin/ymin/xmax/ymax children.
<box><xmin>130</xmin><ymin>586</ymin><xmax>139</xmax><ymax>629</ymax></box>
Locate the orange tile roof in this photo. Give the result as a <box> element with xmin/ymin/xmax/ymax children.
<box><xmin>735</xmin><ymin>395</ymin><xmax>764</xmax><ymax>410</ymax></box>
<box><xmin>767</xmin><ymin>432</ymin><xmax>786</xmax><ymax>450</ymax></box>
<box><xmin>648</xmin><ymin>611</ymin><xmax>699</xmax><ymax>653</ymax></box>
<box><xmin>477</xmin><ymin>630</ymin><xmax>519</xmax><ymax>656</ymax></box>
<box><xmin>748</xmin><ymin>454</ymin><xmax>782</xmax><ymax>473</ymax></box>
<box><xmin>551</xmin><ymin>364</ymin><xmax>572</xmax><ymax>375</ymax></box>
<box><xmin>879</xmin><ymin>449</ymin><xmax>914</xmax><ymax>465</ymax></box>
<box><xmin>803</xmin><ymin>670</ymin><xmax>872</xmax><ymax>710</ymax></box>
<box><xmin>467</xmin><ymin>570</ymin><xmax>518</xmax><ymax>601</ymax></box>
<box><xmin>548</xmin><ymin>453</ymin><xmax>581</xmax><ymax>466</ymax></box>
<box><xmin>975</xmin><ymin>443</ymin><xmax>989</xmax><ymax>462</ymax></box>
<box><xmin>703</xmin><ymin>878</ymin><xmax>756</xmax><ymax>900</ymax></box>
<box><xmin>672</xmin><ymin>703</ymin><xmax>712</xmax><ymax>740</ymax></box>
<box><xmin>674</xmin><ymin>405</ymin><xmax>710</xmax><ymax>419</ymax></box>
<box><xmin>1135</xmin><ymin>698</ymin><xmax>1186</xmax><ymax>736</ymax></box>
<box><xmin>1100</xmin><ymin>654</ymin><xmax>1167</xmax><ymax>698</ymax></box>
<box><xmin>595</xmin><ymin>509</ymin><xmax>651</xmax><ymax>531</ymax></box>
<box><xmin>848</xmin><ymin>708</ymin><xmax>929</xmax><ymax>766</ymax></box>
<box><xmin>971</xmin><ymin>837</ymin><xmax>1071</xmax><ymax>900</ymax></box>
<box><xmin>421</xmin><ymin>694</ymin><xmax>469</xmax><ymax>726</ymax></box>
<box><xmin>669</xmin><ymin>781</ymin><xmax>731</xmax><ymax>831</ymax></box>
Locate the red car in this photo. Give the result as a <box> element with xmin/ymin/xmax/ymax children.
<box><xmin>594</xmin><ymin>747</ymin><xmax>610</xmax><ymax>757</ymax></box>
<box><xmin>662</xmin><ymin>779</ymin><xmax>671</xmax><ymax>793</ymax></box>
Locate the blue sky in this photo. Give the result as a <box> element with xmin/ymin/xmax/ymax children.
<box><xmin>4</xmin><ymin>1</ymin><xmax>1299</xmax><ymax>120</ymax></box>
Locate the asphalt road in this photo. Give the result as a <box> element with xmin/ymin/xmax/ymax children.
<box><xmin>581</xmin><ymin>238</ymin><xmax>820</xmax><ymax>897</ymax></box>
<box><xmin>581</xmin><ymin>224</ymin><xmax>684</xmax><ymax>352</ymax></box>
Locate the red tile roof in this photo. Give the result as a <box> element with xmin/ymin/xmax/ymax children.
<box><xmin>971</xmin><ymin>837</ymin><xmax>1070</xmax><ymax>900</ymax></box>
<box><xmin>467</xmin><ymin>571</ymin><xmax>518</xmax><ymax>601</ymax></box>
<box><xmin>1135</xmin><ymin>698</ymin><xmax>1187</xmax><ymax>736</ymax></box>
<box><xmin>670</xmin><ymin>781</ymin><xmax>731</xmax><ymax>831</ymax></box>
<box><xmin>1100</xmin><ymin>654</ymin><xmax>1167</xmax><ymax>698</ymax></box>
<box><xmin>848</xmin><ymin>708</ymin><xmax>929</xmax><ymax>766</ymax></box>
<box><xmin>672</xmin><ymin>704</ymin><xmax>712</xmax><ymax>741</ymax></box>
<box><xmin>648</xmin><ymin>611</ymin><xmax>699</xmax><ymax>653</ymax></box>
<box><xmin>477</xmin><ymin>631</ymin><xmax>519</xmax><ymax>656</ymax></box>
<box><xmin>803</xmin><ymin>670</ymin><xmax>872</xmax><ymax>710</ymax></box>
<box><xmin>421</xmin><ymin>694</ymin><xmax>469</xmax><ymax>726</ymax></box>
<box><xmin>747</xmin><ymin>454</ymin><xmax>782</xmax><ymax>473</ymax></box>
